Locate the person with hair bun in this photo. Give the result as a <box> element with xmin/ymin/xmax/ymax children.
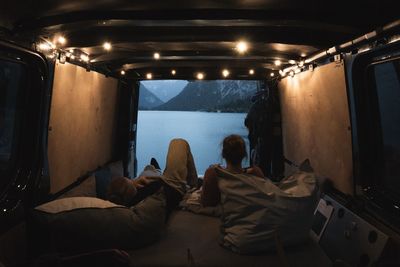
<box><xmin>201</xmin><ymin>134</ymin><xmax>264</xmax><ymax>207</ymax></box>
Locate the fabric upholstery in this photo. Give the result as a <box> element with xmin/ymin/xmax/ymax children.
<box><xmin>95</xmin><ymin>167</ymin><xmax>112</xmax><ymax>199</ymax></box>
<box><xmin>30</xmin><ymin>194</ymin><xmax>166</xmax><ymax>254</ymax></box>
<box><xmin>216</xmin><ymin>167</ymin><xmax>318</xmax><ymax>254</ymax></box>
<box><xmin>128</xmin><ymin>210</ymin><xmax>330</xmax><ymax>266</ymax></box>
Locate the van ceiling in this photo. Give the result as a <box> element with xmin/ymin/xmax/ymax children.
<box><xmin>1</xmin><ymin>0</ymin><xmax>398</xmax><ymax>80</ymax></box>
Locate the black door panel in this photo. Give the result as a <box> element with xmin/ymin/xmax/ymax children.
<box><xmin>0</xmin><ymin>40</ymin><xmax>48</xmax><ymax>234</ymax></box>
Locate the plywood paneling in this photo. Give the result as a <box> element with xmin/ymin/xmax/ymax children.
<box><xmin>279</xmin><ymin>62</ymin><xmax>353</xmax><ymax>194</ymax></box>
<box><xmin>48</xmin><ymin>62</ymin><xmax>119</xmax><ymax>193</ymax></box>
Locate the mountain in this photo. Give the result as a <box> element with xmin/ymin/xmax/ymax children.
<box><xmin>138</xmin><ymin>84</ymin><xmax>164</xmax><ymax>110</ymax></box>
<box><xmin>156</xmin><ymin>80</ymin><xmax>259</xmax><ymax>112</ymax></box>
<box><xmin>141</xmin><ymin>80</ymin><xmax>187</xmax><ymax>102</ymax></box>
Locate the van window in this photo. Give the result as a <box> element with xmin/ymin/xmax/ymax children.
<box><xmin>370</xmin><ymin>58</ymin><xmax>400</xmax><ymax>198</ymax></box>
<box><xmin>0</xmin><ymin>60</ymin><xmax>25</xmax><ymax>168</ymax></box>
<box><xmin>137</xmin><ymin>80</ymin><xmax>257</xmax><ymax>174</ymax></box>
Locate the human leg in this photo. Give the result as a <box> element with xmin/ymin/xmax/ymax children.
<box><xmin>163</xmin><ymin>138</ymin><xmax>198</xmax><ymax>191</ymax></box>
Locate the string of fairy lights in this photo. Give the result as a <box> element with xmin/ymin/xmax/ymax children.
<box><xmin>36</xmin><ymin>32</ymin><xmax>400</xmax><ymax>80</ymax></box>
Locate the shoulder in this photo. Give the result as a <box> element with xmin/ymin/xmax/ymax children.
<box><xmin>205</xmin><ymin>164</ymin><xmax>221</xmax><ymax>173</ymax></box>
<box><xmin>204</xmin><ymin>165</ymin><xmax>218</xmax><ymax>178</ymax></box>
<box><xmin>246</xmin><ymin>165</ymin><xmax>264</xmax><ymax>178</ymax></box>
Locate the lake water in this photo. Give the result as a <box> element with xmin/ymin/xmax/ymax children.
<box><xmin>136</xmin><ymin>111</ymin><xmax>249</xmax><ymax>175</ymax></box>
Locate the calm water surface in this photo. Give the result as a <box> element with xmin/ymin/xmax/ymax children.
<box><xmin>136</xmin><ymin>111</ymin><xmax>249</xmax><ymax>175</ymax></box>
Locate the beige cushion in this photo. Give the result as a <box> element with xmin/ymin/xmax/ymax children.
<box><xmin>36</xmin><ymin>196</ymin><xmax>121</xmax><ymax>214</ymax></box>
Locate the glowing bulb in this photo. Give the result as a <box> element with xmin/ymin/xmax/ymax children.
<box><xmin>120</xmin><ymin>70</ymin><xmax>126</xmax><ymax>75</ymax></box>
<box><xmin>197</xmin><ymin>72</ymin><xmax>204</xmax><ymax>80</ymax></box>
<box><xmin>270</xmin><ymin>72</ymin><xmax>275</xmax><ymax>77</ymax></box>
<box><xmin>222</xmin><ymin>69</ymin><xmax>230</xmax><ymax>78</ymax></box>
<box><xmin>298</xmin><ymin>61</ymin><xmax>305</xmax><ymax>67</ymax></box>
<box><xmin>236</xmin><ymin>41</ymin><xmax>248</xmax><ymax>53</ymax></box>
<box><xmin>70</xmin><ymin>55</ymin><xmax>75</xmax><ymax>60</ymax></box>
<box><xmin>153</xmin><ymin>52</ymin><xmax>160</xmax><ymax>59</ymax></box>
<box><xmin>289</xmin><ymin>70</ymin><xmax>295</xmax><ymax>77</ymax></box>
<box><xmin>57</xmin><ymin>36</ymin><xmax>66</xmax><ymax>45</ymax></box>
<box><xmin>171</xmin><ymin>70</ymin><xmax>176</xmax><ymax>75</ymax></box>
<box><xmin>274</xmin><ymin>60</ymin><xmax>281</xmax><ymax>66</ymax></box>
<box><xmin>69</xmin><ymin>49</ymin><xmax>74</xmax><ymax>53</ymax></box>
<box><xmin>80</xmin><ymin>54</ymin><xmax>89</xmax><ymax>62</ymax></box>
<box><xmin>289</xmin><ymin>60</ymin><xmax>296</xmax><ymax>64</ymax></box>
<box><xmin>38</xmin><ymin>42</ymin><xmax>52</xmax><ymax>51</ymax></box>
<box><xmin>301</xmin><ymin>53</ymin><xmax>306</xmax><ymax>57</ymax></box>
<box><xmin>279</xmin><ymin>70</ymin><xmax>285</xmax><ymax>76</ymax></box>
<box><xmin>249</xmin><ymin>69</ymin><xmax>254</xmax><ymax>75</ymax></box>
<box><xmin>146</xmin><ymin>73</ymin><xmax>152</xmax><ymax>79</ymax></box>
<box><xmin>103</xmin><ymin>42</ymin><xmax>112</xmax><ymax>51</ymax></box>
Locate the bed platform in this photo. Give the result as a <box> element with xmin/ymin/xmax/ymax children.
<box><xmin>129</xmin><ymin>210</ymin><xmax>331</xmax><ymax>267</ymax></box>
<box><xmin>51</xmin><ymin>163</ymin><xmax>330</xmax><ymax>266</ymax></box>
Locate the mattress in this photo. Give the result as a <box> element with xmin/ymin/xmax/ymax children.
<box><xmin>128</xmin><ymin>210</ymin><xmax>330</xmax><ymax>267</ymax></box>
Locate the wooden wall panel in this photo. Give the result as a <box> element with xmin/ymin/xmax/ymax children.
<box><xmin>279</xmin><ymin>62</ymin><xmax>353</xmax><ymax>194</ymax></box>
<box><xmin>48</xmin><ymin>62</ymin><xmax>119</xmax><ymax>193</ymax></box>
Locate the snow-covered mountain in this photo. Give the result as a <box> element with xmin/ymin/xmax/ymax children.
<box><xmin>138</xmin><ymin>84</ymin><xmax>164</xmax><ymax>110</ymax></box>
<box><xmin>156</xmin><ymin>80</ymin><xmax>259</xmax><ymax>112</ymax></box>
<box><xmin>141</xmin><ymin>80</ymin><xmax>188</xmax><ymax>102</ymax></box>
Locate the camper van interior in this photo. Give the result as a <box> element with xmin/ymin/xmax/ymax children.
<box><xmin>0</xmin><ymin>1</ymin><xmax>399</xmax><ymax>266</ymax></box>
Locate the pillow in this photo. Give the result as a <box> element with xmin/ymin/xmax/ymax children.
<box><xmin>95</xmin><ymin>161</ymin><xmax>125</xmax><ymax>199</ymax></box>
<box><xmin>216</xmin><ymin>166</ymin><xmax>318</xmax><ymax>254</ymax></box>
<box><xmin>95</xmin><ymin>167</ymin><xmax>112</xmax><ymax>199</ymax></box>
<box><xmin>36</xmin><ymin>197</ymin><xmax>121</xmax><ymax>213</ymax></box>
<box><xmin>29</xmin><ymin>195</ymin><xmax>166</xmax><ymax>254</ymax></box>
<box><xmin>108</xmin><ymin>160</ymin><xmax>124</xmax><ymax>177</ymax></box>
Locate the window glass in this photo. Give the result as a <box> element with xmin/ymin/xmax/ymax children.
<box><xmin>137</xmin><ymin>80</ymin><xmax>258</xmax><ymax>174</ymax></box>
<box><xmin>0</xmin><ymin>60</ymin><xmax>24</xmax><ymax>166</ymax></box>
<box><xmin>373</xmin><ymin>59</ymin><xmax>400</xmax><ymax>197</ymax></box>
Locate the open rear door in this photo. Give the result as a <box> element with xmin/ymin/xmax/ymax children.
<box><xmin>0</xmin><ymin>40</ymin><xmax>49</xmax><ymax>237</ymax></box>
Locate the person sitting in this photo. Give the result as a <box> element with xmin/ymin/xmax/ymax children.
<box><xmin>200</xmin><ymin>134</ymin><xmax>318</xmax><ymax>254</ymax></box>
<box><xmin>201</xmin><ymin>134</ymin><xmax>264</xmax><ymax>207</ymax></box>
<box><xmin>107</xmin><ymin>138</ymin><xmax>198</xmax><ymax>218</ymax></box>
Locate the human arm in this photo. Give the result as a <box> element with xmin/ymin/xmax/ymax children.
<box><xmin>200</xmin><ymin>166</ymin><xmax>221</xmax><ymax>207</ymax></box>
<box><xmin>132</xmin><ymin>176</ymin><xmax>159</xmax><ymax>188</ymax></box>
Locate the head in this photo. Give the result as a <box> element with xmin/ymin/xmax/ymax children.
<box><xmin>107</xmin><ymin>176</ymin><xmax>137</xmax><ymax>206</ymax></box>
<box><xmin>222</xmin><ymin>134</ymin><xmax>247</xmax><ymax>166</ymax></box>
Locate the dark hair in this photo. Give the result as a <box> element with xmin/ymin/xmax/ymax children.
<box><xmin>222</xmin><ymin>134</ymin><xmax>247</xmax><ymax>165</ymax></box>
